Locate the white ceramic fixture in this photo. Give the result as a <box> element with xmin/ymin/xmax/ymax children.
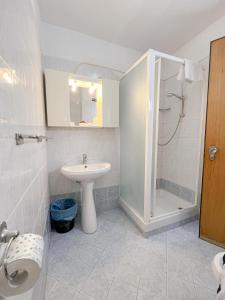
<box><xmin>61</xmin><ymin>162</ymin><xmax>111</xmax><ymax>233</ymax></box>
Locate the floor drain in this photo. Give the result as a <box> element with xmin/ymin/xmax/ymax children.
<box><xmin>178</xmin><ymin>207</ymin><xmax>183</xmax><ymax>210</ymax></box>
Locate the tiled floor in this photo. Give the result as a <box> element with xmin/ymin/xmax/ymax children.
<box><xmin>46</xmin><ymin>208</ymin><xmax>222</xmax><ymax>300</ymax></box>
<box><xmin>155</xmin><ymin>189</ymin><xmax>193</xmax><ymax>216</ymax></box>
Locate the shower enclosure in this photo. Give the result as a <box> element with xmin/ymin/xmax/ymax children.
<box><xmin>120</xmin><ymin>49</ymin><xmax>206</xmax><ymax>234</ymax></box>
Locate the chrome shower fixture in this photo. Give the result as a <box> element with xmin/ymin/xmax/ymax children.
<box><xmin>167</xmin><ymin>91</ymin><xmax>185</xmax><ymax>118</ymax></box>
<box><xmin>158</xmin><ymin>89</ymin><xmax>186</xmax><ymax>146</ymax></box>
<box><xmin>167</xmin><ymin>92</ymin><xmax>185</xmax><ymax>101</ymax></box>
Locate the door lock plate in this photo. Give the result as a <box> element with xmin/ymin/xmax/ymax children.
<box><xmin>209</xmin><ymin>145</ymin><xmax>217</xmax><ymax>161</ymax></box>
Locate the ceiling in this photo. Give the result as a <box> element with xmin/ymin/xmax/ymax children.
<box><xmin>38</xmin><ymin>0</ymin><xmax>225</xmax><ymax>53</ymax></box>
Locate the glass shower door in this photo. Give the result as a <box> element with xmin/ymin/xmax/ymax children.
<box><xmin>120</xmin><ymin>57</ymin><xmax>149</xmax><ymax>218</ymax></box>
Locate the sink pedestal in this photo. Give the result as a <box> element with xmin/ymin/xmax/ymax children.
<box><xmin>81</xmin><ymin>181</ymin><xmax>97</xmax><ymax>234</ymax></box>
<box><xmin>61</xmin><ymin>162</ymin><xmax>111</xmax><ymax>234</ymax></box>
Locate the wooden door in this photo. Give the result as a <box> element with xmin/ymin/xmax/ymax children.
<box><xmin>200</xmin><ymin>37</ymin><xmax>225</xmax><ymax>248</ymax></box>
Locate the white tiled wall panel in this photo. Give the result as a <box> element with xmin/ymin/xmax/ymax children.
<box><xmin>47</xmin><ymin>128</ymin><xmax>120</xmax><ymax>196</ymax></box>
<box><xmin>157</xmin><ymin>59</ymin><xmax>208</xmax><ymax>191</ymax></box>
<box><xmin>0</xmin><ymin>1</ymin><xmax>49</xmax><ymax>299</ymax></box>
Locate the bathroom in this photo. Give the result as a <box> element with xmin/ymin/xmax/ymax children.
<box><xmin>1</xmin><ymin>0</ymin><xmax>225</xmax><ymax>299</ymax></box>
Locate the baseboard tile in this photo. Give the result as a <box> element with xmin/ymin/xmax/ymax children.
<box><xmin>157</xmin><ymin>178</ymin><xmax>195</xmax><ymax>204</ymax></box>
<box><xmin>51</xmin><ymin>185</ymin><xmax>120</xmax><ymax>214</ymax></box>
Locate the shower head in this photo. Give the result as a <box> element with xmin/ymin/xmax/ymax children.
<box><xmin>167</xmin><ymin>92</ymin><xmax>185</xmax><ymax>101</ymax></box>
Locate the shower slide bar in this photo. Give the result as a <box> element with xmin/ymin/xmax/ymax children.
<box><xmin>15</xmin><ymin>133</ymin><xmax>52</xmax><ymax>145</ymax></box>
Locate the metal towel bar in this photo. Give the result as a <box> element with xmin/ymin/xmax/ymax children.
<box><xmin>159</xmin><ymin>107</ymin><xmax>171</xmax><ymax>112</ymax></box>
<box><xmin>15</xmin><ymin>133</ymin><xmax>52</xmax><ymax>145</ymax></box>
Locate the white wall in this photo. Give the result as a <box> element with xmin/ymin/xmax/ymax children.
<box><xmin>40</xmin><ymin>22</ymin><xmax>141</xmax><ymax>197</ymax></box>
<box><xmin>175</xmin><ymin>13</ymin><xmax>225</xmax><ymax>62</ymax></box>
<box><xmin>41</xmin><ymin>22</ymin><xmax>141</xmax><ymax>72</ymax></box>
<box><xmin>0</xmin><ymin>1</ymin><xmax>49</xmax><ymax>300</ymax></box>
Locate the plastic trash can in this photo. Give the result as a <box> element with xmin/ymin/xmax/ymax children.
<box><xmin>50</xmin><ymin>198</ymin><xmax>78</xmax><ymax>233</ymax></box>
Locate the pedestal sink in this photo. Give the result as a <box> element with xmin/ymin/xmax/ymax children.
<box><xmin>61</xmin><ymin>163</ymin><xmax>111</xmax><ymax>233</ymax></box>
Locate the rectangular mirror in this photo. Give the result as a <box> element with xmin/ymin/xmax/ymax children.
<box><xmin>68</xmin><ymin>77</ymin><xmax>102</xmax><ymax>126</ymax></box>
<box><xmin>45</xmin><ymin>69</ymin><xmax>119</xmax><ymax>128</ymax></box>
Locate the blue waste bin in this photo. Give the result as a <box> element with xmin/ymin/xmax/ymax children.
<box><xmin>50</xmin><ymin>198</ymin><xmax>78</xmax><ymax>233</ymax></box>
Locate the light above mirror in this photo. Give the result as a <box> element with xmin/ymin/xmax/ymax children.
<box><xmin>68</xmin><ymin>77</ymin><xmax>100</xmax><ymax>95</ymax></box>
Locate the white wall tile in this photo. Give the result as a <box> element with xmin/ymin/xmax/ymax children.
<box><xmin>0</xmin><ymin>1</ymin><xmax>49</xmax><ymax>299</ymax></box>
<box><xmin>47</xmin><ymin>128</ymin><xmax>120</xmax><ymax>196</ymax></box>
<box><xmin>157</xmin><ymin>63</ymin><xmax>206</xmax><ymax>191</ymax></box>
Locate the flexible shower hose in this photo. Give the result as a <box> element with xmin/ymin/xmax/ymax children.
<box><xmin>158</xmin><ymin>115</ymin><xmax>182</xmax><ymax>146</ymax></box>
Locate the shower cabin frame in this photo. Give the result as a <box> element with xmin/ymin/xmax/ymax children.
<box><xmin>120</xmin><ymin>49</ymin><xmax>207</xmax><ymax>234</ymax></box>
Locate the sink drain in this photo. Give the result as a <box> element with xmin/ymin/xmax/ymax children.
<box><xmin>178</xmin><ymin>207</ymin><xmax>183</xmax><ymax>210</ymax></box>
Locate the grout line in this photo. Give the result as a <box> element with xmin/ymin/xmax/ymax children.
<box><xmin>193</xmin><ymin>282</ymin><xmax>199</xmax><ymax>300</ymax></box>
<box><xmin>136</xmin><ymin>278</ymin><xmax>141</xmax><ymax>300</ymax></box>
<box><xmin>166</xmin><ymin>231</ymin><xmax>168</xmax><ymax>300</ymax></box>
<box><xmin>105</xmin><ymin>281</ymin><xmax>113</xmax><ymax>299</ymax></box>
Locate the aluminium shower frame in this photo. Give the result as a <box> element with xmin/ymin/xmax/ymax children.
<box><xmin>144</xmin><ymin>50</ymin><xmax>187</xmax><ymax>223</ymax></box>
<box><xmin>120</xmin><ymin>49</ymin><xmax>205</xmax><ymax>232</ymax></box>
<box><xmin>146</xmin><ymin>49</ymin><xmax>207</xmax><ymax>226</ymax></box>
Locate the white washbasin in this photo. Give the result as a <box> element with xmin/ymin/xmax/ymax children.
<box><xmin>60</xmin><ymin>162</ymin><xmax>111</xmax><ymax>234</ymax></box>
<box><xmin>61</xmin><ymin>163</ymin><xmax>111</xmax><ymax>181</ymax></box>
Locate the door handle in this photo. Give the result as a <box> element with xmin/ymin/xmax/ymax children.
<box><xmin>209</xmin><ymin>145</ymin><xmax>217</xmax><ymax>161</ymax></box>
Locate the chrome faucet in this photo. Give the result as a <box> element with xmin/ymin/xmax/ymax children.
<box><xmin>82</xmin><ymin>153</ymin><xmax>88</xmax><ymax>165</ymax></box>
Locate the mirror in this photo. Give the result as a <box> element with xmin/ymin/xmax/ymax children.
<box><xmin>45</xmin><ymin>69</ymin><xmax>119</xmax><ymax>128</ymax></box>
<box><xmin>68</xmin><ymin>77</ymin><xmax>102</xmax><ymax>126</ymax></box>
